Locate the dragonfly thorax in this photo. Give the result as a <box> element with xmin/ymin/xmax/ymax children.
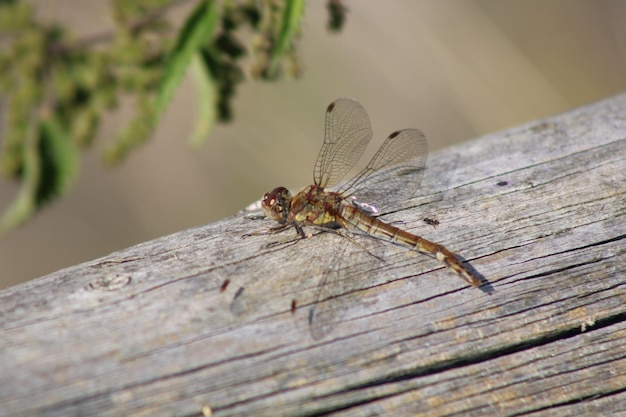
<box><xmin>262</xmin><ymin>186</ymin><xmax>292</xmax><ymax>223</ymax></box>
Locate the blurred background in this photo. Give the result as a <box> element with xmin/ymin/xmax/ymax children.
<box><xmin>1</xmin><ymin>0</ymin><xmax>625</xmax><ymax>289</ymax></box>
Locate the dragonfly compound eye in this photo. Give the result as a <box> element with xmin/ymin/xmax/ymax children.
<box><xmin>262</xmin><ymin>187</ymin><xmax>291</xmax><ymax>221</ymax></box>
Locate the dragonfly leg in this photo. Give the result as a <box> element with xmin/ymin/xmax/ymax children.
<box><xmin>242</xmin><ymin>223</ymin><xmax>291</xmax><ymax>238</ymax></box>
<box><xmin>295</xmin><ymin>224</ymin><xmax>307</xmax><ymax>239</ymax></box>
<box><xmin>313</xmin><ymin>227</ymin><xmax>386</xmax><ymax>263</ymax></box>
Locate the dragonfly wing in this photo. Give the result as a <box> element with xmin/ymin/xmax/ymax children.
<box><xmin>315</xmin><ymin>98</ymin><xmax>373</xmax><ymax>188</ymax></box>
<box><xmin>308</xmin><ymin>232</ymin><xmax>383</xmax><ymax>340</ymax></box>
<box><xmin>338</xmin><ymin>128</ymin><xmax>428</xmax><ymax>213</ymax></box>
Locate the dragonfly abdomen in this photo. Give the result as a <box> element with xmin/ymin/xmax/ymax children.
<box><xmin>341</xmin><ymin>204</ymin><xmax>435</xmax><ymax>250</ymax></box>
<box><xmin>341</xmin><ymin>204</ymin><xmax>481</xmax><ymax>287</ymax></box>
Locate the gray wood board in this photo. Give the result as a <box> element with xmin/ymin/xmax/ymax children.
<box><xmin>1</xmin><ymin>93</ymin><xmax>625</xmax><ymax>416</ymax></box>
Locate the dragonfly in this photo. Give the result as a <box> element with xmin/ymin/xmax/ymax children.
<box><xmin>233</xmin><ymin>98</ymin><xmax>482</xmax><ymax>338</ymax></box>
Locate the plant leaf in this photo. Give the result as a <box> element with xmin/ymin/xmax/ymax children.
<box><xmin>36</xmin><ymin>115</ymin><xmax>79</xmax><ymax>204</ymax></box>
<box><xmin>154</xmin><ymin>0</ymin><xmax>219</xmax><ymax>120</ymax></box>
<box><xmin>267</xmin><ymin>0</ymin><xmax>305</xmax><ymax>78</ymax></box>
<box><xmin>188</xmin><ymin>52</ymin><xmax>216</xmax><ymax>149</ymax></box>
<box><xmin>0</xmin><ymin>115</ymin><xmax>40</xmax><ymax>234</ymax></box>
<box><xmin>0</xmin><ymin>114</ymin><xmax>78</xmax><ymax>234</ymax></box>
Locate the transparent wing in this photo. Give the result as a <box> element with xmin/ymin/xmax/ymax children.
<box><xmin>231</xmin><ymin>231</ymin><xmax>383</xmax><ymax>340</ymax></box>
<box><xmin>338</xmin><ymin>129</ymin><xmax>428</xmax><ymax>213</ymax></box>
<box><xmin>314</xmin><ymin>98</ymin><xmax>373</xmax><ymax>188</ymax></box>
<box><xmin>308</xmin><ymin>233</ymin><xmax>384</xmax><ymax>340</ymax></box>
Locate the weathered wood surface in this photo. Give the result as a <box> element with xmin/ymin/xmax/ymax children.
<box><xmin>1</xmin><ymin>94</ymin><xmax>625</xmax><ymax>417</ymax></box>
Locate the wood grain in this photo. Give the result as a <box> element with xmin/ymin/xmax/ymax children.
<box><xmin>1</xmin><ymin>93</ymin><xmax>625</xmax><ymax>417</ymax></box>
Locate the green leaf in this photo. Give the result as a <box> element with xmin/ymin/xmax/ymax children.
<box><xmin>36</xmin><ymin>115</ymin><xmax>79</xmax><ymax>205</ymax></box>
<box><xmin>188</xmin><ymin>52</ymin><xmax>216</xmax><ymax>149</ymax></box>
<box><xmin>0</xmin><ymin>115</ymin><xmax>40</xmax><ymax>234</ymax></box>
<box><xmin>267</xmin><ymin>0</ymin><xmax>305</xmax><ymax>78</ymax></box>
<box><xmin>0</xmin><ymin>114</ymin><xmax>78</xmax><ymax>234</ymax></box>
<box><xmin>154</xmin><ymin>0</ymin><xmax>219</xmax><ymax>120</ymax></box>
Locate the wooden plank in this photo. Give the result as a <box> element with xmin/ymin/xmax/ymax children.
<box><xmin>1</xmin><ymin>93</ymin><xmax>625</xmax><ymax>417</ymax></box>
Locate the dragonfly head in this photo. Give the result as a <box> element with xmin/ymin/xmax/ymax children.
<box><xmin>262</xmin><ymin>186</ymin><xmax>292</xmax><ymax>223</ymax></box>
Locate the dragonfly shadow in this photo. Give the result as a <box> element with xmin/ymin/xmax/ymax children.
<box><xmin>453</xmin><ymin>254</ymin><xmax>493</xmax><ymax>295</ymax></box>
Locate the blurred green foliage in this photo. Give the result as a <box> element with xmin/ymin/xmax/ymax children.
<box><xmin>0</xmin><ymin>0</ymin><xmax>348</xmax><ymax>233</ymax></box>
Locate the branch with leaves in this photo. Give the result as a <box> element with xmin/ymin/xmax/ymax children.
<box><xmin>0</xmin><ymin>0</ymin><xmax>347</xmax><ymax>233</ymax></box>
